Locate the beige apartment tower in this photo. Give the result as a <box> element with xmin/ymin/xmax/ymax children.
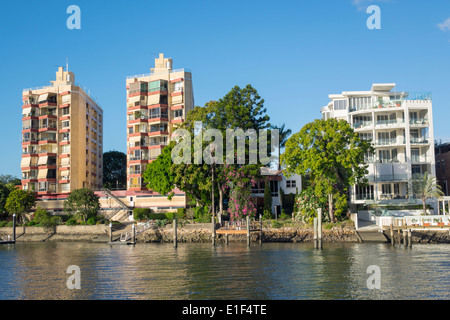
<box><xmin>126</xmin><ymin>53</ymin><xmax>194</xmax><ymax>191</ymax></box>
<box><xmin>21</xmin><ymin>67</ymin><xmax>103</xmax><ymax>196</ymax></box>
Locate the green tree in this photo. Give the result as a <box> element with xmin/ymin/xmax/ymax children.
<box><xmin>264</xmin><ymin>180</ymin><xmax>272</xmax><ymax>217</ymax></box>
<box><xmin>0</xmin><ymin>174</ymin><xmax>21</xmax><ymax>185</ymax></box>
<box><xmin>143</xmin><ymin>85</ymin><xmax>271</xmax><ymax>216</ymax></box>
<box><xmin>0</xmin><ymin>183</ymin><xmax>15</xmax><ymax>219</ymax></box>
<box><xmin>142</xmin><ymin>143</ymin><xmax>176</xmax><ymax>197</ymax></box>
<box><xmin>5</xmin><ymin>189</ymin><xmax>36</xmax><ymax>224</ymax></box>
<box><xmin>412</xmin><ymin>172</ymin><xmax>444</xmax><ymax>215</ymax></box>
<box><xmin>281</xmin><ymin>118</ymin><xmax>373</xmax><ymax>222</ymax></box>
<box><xmin>63</xmin><ymin>188</ymin><xmax>100</xmax><ymax>223</ymax></box>
<box><xmin>102</xmin><ymin>151</ymin><xmax>127</xmax><ymax>189</ymax></box>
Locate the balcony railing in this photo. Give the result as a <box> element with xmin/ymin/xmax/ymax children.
<box><xmin>367</xmin><ymin>174</ymin><xmax>408</xmax><ymax>182</ymax></box>
<box><xmin>410</xmin><ymin>138</ymin><xmax>429</xmax><ymax>144</ymax></box>
<box><xmin>129</xmin><ymin>156</ymin><xmax>149</xmax><ymax>161</ymax></box>
<box><xmin>375</xmin><ymin>119</ymin><xmax>405</xmax><ymax>127</ymax></box>
<box><xmin>409</xmin><ymin>119</ymin><xmax>429</xmax><ymax>126</ymax></box>
<box><xmin>375</xmin><ymin>138</ymin><xmax>405</xmax><ymax>146</ymax></box>
<box><xmin>353</xmin><ymin>122</ymin><xmax>372</xmax><ymax>129</ymax></box>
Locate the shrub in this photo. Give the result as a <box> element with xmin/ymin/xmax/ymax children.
<box><xmin>194</xmin><ymin>206</ymin><xmax>211</xmax><ymax>223</ymax></box>
<box><xmin>33</xmin><ymin>207</ymin><xmax>50</xmax><ymax>225</ymax></box>
<box><xmin>0</xmin><ymin>221</ymin><xmax>8</xmax><ymax>228</ymax></box>
<box><xmin>262</xmin><ymin>209</ymin><xmax>273</xmax><ymax>220</ymax></box>
<box><xmin>148</xmin><ymin>213</ymin><xmax>168</xmax><ymax>220</ymax></box>
<box><xmin>155</xmin><ymin>219</ymin><xmax>168</xmax><ymax>227</ymax></box>
<box><xmin>176</xmin><ymin>208</ymin><xmax>186</xmax><ymax>219</ymax></box>
<box><xmin>66</xmin><ymin>217</ymin><xmax>78</xmax><ymax>226</ymax></box>
<box><xmin>271</xmin><ymin>220</ymin><xmax>282</xmax><ymax>228</ymax></box>
<box><xmin>133</xmin><ymin>208</ymin><xmax>152</xmax><ymax>220</ymax></box>
<box><xmin>279</xmin><ymin>209</ymin><xmax>290</xmax><ymax>221</ymax></box>
<box><xmin>87</xmin><ymin>217</ymin><xmax>96</xmax><ymax>225</ymax></box>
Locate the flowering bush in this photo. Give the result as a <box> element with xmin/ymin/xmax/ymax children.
<box><xmin>224</xmin><ymin>165</ymin><xmax>258</xmax><ymax>221</ymax></box>
<box><xmin>294</xmin><ymin>187</ymin><xmax>330</xmax><ymax>223</ymax></box>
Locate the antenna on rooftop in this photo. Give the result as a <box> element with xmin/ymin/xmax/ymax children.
<box><xmin>66</xmin><ymin>56</ymin><xmax>69</xmax><ymax>72</ymax></box>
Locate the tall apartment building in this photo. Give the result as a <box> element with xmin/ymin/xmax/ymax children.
<box><xmin>125</xmin><ymin>53</ymin><xmax>194</xmax><ymax>191</ymax></box>
<box><xmin>21</xmin><ymin>67</ymin><xmax>103</xmax><ymax>196</ymax></box>
<box><xmin>321</xmin><ymin>83</ymin><xmax>435</xmax><ymax>206</ymax></box>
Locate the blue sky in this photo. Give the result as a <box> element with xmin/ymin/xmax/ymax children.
<box><xmin>0</xmin><ymin>0</ymin><xmax>449</xmax><ymax>178</ymax></box>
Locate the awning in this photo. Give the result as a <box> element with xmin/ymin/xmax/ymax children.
<box><xmin>60</xmin><ymin>170</ymin><xmax>70</xmax><ymax>176</ymax></box>
<box><xmin>21</xmin><ymin>157</ymin><xmax>31</xmax><ymax>167</ymax></box>
<box><xmin>37</xmin><ymin>156</ymin><xmax>48</xmax><ymax>165</ymax></box>
<box><xmin>38</xmin><ymin>93</ymin><xmax>49</xmax><ymax>102</ymax></box>
<box><xmin>38</xmin><ymin>169</ymin><xmax>48</xmax><ymax>179</ymax></box>
<box><xmin>22</xmin><ymin>107</ymin><xmax>32</xmax><ymax>115</ymax></box>
<box><xmin>61</xmin><ymin>157</ymin><xmax>70</xmax><ymax>166</ymax></box>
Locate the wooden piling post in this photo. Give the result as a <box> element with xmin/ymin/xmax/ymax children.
<box><xmin>313</xmin><ymin>217</ymin><xmax>318</xmax><ymax>249</ymax></box>
<box><xmin>212</xmin><ymin>216</ymin><xmax>216</xmax><ymax>246</ymax></box>
<box><xmin>246</xmin><ymin>215</ymin><xmax>250</xmax><ymax>246</ymax></box>
<box><xmin>109</xmin><ymin>222</ymin><xmax>113</xmax><ymax>242</ymax></box>
<box><xmin>12</xmin><ymin>214</ymin><xmax>16</xmax><ymax>242</ymax></box>
<box><xmin>317</xmin><ymin>208</ymin><xmax>322</xmax><ymax>249</ymax></box>
<box><xmin>390</xmin><ymin>223</ymin><xmax>394</xmax><ymax>246</ymax></box>
<box><xmin>403</xmin><ymin>229</ymin><xmax>407</xmax><ymax>247</ymax></box>
<box><xmin>408</xmin><ymin>229</ymin><xmax>412</xmax><ymax>248</ymax></box>
<box><xmin>259</xmin><ymin>214</ymin><xmax>262</xmax><ymax>245</ymax></box>
<box><xmin>173</xmin><ymin>218</ymin><xmax>178</xmax><ymax>248</ymax></box>
<box><xmin>225</xmin><ymin>233</ymin><xmax>229</xmax><ymax>245</ymax></box>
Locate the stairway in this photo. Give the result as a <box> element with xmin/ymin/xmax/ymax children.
<box><xmin>356</xmin><ymin>219</ymin><xmax>388</xmax><ymax>242</ymax></box>
<box><xmin>102</xmin><ymin>188</ymin><xmax>131</xmax><ymax>222</ymax></box>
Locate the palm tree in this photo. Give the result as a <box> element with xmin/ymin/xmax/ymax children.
<box><xmin>412</xmin><ymin>172</ymin><xmax>444</xmax><ymax>215</ymax></box>
<box><xmin>272</xmin><ymin>123</ymin><xmax>292</xmax><ymax>170</ymax></box>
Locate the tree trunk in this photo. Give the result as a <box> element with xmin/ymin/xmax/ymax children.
<box><xmin>423</xmin><ymin>198</ymin><xmax>426</xmax><ymax>215</ymax></box>
<box><xmin>328</xmin><ymin>193</ymin><xmax>334</xmax><ymax>223</ymax></box>
<box><xmin>218</xmin><ymin>183</ymin><xmax>223</xmax><ymax>224</ymax></box>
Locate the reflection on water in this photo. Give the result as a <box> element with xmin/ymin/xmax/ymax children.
<box><xmin>0</xmin><ymin>242</ymin><xmax>448</xmax><ymax>300</ymax></box>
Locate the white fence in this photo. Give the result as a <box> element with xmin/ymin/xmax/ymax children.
<box><xmin>377</xmin><ymin>215</ymin><xmax>450</xmax><ymax>228</ymax></box>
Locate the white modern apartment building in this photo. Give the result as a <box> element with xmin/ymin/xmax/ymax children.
<box><xmin>321</xmin><ymin>83</ymin><xmax>435</xmax><ymax>206</ymax></box>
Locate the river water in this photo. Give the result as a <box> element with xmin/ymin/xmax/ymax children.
<box><xmin>0</xmin><ymin>242</ymin><xmax>448</xmax><ymax>300</ymax></box>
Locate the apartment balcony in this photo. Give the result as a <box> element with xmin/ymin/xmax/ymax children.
<box><xmin>374</xmin><ymin>138</ymin><xmax>405</xmax><ymax>146</ymax></box>
<box><xmin>411</xmin><ymin>156</ymin><xmax>429</xmax><ymax>164</ymax></box>
<box><xmin>38</xmin><ymin>124</ymin><xmax>57</xmax><ymax>132</ymax></box>
<box><xmin>171</xmin><ymin>117</ymin><xmax>184</xmax><ymax>124</ymax></box>
<box><xmin>367</xmin><ymin>174</ymin><xmax>408</xmax><ymax>182</ymax></box>
<box><xmin>374</xmin><ymin>119</ymin><xmax>405</xmax><ymax>129</ymax></box>
<box><xmin>352</xmin><ymin>122</ymin><xmax>373</xmax><ymax>130</ymax></box>
<box><xmin>148</xmin><ymin>130</ymin><xmax>169</xmax><ymax>136</ymax></box>
<box><xmin>410</xmin><ymin>138</ymin><xmax>430</xmax><ymax>145</ymax></box>
<box><xmin>409</xmin><ymin>119</ymin><xmax>429</xmax><ymax>127</ymax></box>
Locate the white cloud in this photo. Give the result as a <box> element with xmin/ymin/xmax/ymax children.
<box><xmin>438</xmin><ymin>18</ymin><xmax>450</xmax><ymax>31</ymax></box>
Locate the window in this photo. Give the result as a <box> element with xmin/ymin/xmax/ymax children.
<box><xmin>334</xmin><ymin>99</ymin><xmax>347</xmax><ymax>110</ymax></box>
<box><xmin>269</xmin><ymin>180</ymin><xmax>279</xmax><ymax>197</ymax></box>
<box><xmin>382</xmin><ymin>184</ymin><xmax>391</xmax><ymax>195</ymax></box>
<box><xmin>379</xmin><ymin>150</ymin><xmax>390</xmax><ymax>163</ymax></box>
<box><xmin>286</xmin><ymin>180</ymin><xmax>296</xmax><ymax>188</ymax></box>
<box><xmin>349</xmin><ymin>97</ymin><xmax>372</xmax><ymax>111</ymax></box>
<box><xmin>411</xmin><ymin>148</ymin><xmax>420</xmax><ymax>162</ymax></box>
<box><xmin>359</xmin><ymin>133</ymin><xmax>373</xmax><ymax>141</ymax></box>
<box><xmin>174</xmin><ymin>109</ymin><xmax>183</xmax><ymax>118</ymax></box>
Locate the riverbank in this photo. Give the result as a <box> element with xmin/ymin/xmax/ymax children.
<box><xmin>137</xmin><ymin>225</ymin><xmax>360</xmax><ymax>243</ymax></box>
<box><xmin>1</xmin><ymin>223</ymin><xmax>449</xmax><ymax>243</ymax></box>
